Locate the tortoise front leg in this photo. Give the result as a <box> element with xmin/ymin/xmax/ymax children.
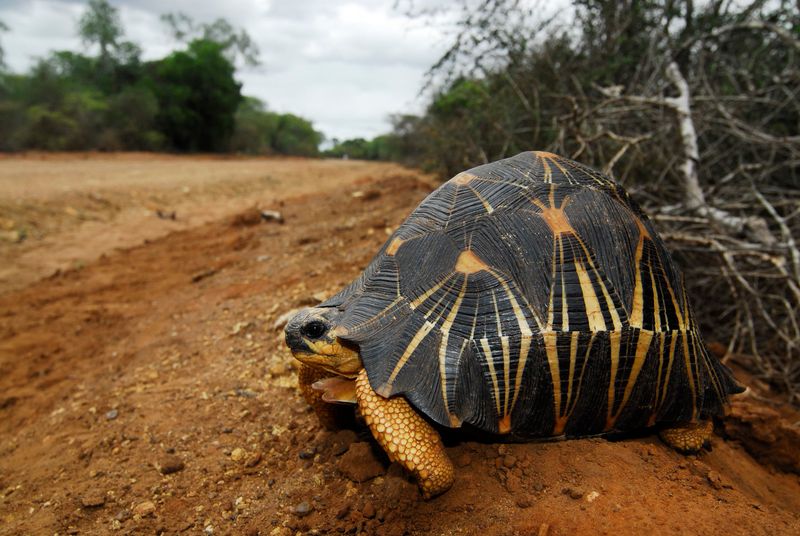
<box><xmin>659</xmin><ymin>420</ymin><xmax>713</xmax><ymax>452</ymax></box>
<box><xmin>298</xmin><ymin>364</ymin><xmax>340</xmax><ymax>430</ymax></box>
<box><xmin>355</xmin><ymin>369</ymin><xmax>454</xmax><ymax>499</ymax></box>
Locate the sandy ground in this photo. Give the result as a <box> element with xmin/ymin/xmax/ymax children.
<box><xmin>0</xmin><ymin>153</ymin><xmax>410</xmax><ymax>293</ymax></box>
<box><xmin>0</xmin><ymin>153</ymin><xmax>798</xmax><ymax>535</ymax></box>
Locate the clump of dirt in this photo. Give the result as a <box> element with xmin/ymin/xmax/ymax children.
<box><xmin>0</xmin><ymin>163</ymin><xmax>799</xmax><ymax>535</ymax></box>
<box><xmin>724</xmin><ymin>398</ymin><xmax>800</xmax><ymax>474</ymax></box>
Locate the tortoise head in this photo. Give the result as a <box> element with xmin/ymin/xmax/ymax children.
<box><xmin>284</xmin><ymin>307</ymin><xmax>361</xmax><ymax>377</ymax></box>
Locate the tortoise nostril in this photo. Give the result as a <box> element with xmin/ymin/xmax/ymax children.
<box><xmin>285</xmin><ymin>329</ymin><xmax>302</xmax><ymax>349</ymax></box>
<box><xmin>302</xmin><ymin>320</ymin><xmax>328</xmax><ymax>340</ymax></box>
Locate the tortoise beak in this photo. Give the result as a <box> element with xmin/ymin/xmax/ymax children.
<box><xmin>284</xmin><ymin>327</ymin><xmax>305</xmax><ymax>352</ymax></box>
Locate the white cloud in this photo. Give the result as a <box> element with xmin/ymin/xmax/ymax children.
<box><xmin>0</xmin><ymin>0</ymin><xmax>451</xmax><ymax>140</ymax></box>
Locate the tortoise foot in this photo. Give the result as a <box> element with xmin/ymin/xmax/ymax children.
<box><xmin>355</xmin><ymin>369</ymin><xmax>454</xmax><ymax>499</ymax></box>
<box><xmin>659</xmin><ymin>420</ymin><xmax>713</xmax><ymax>453</ymax></box>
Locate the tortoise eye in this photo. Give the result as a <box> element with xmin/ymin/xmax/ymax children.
<box><xmin>302</xmin><ymin>320</ymin><xmax>328</xmax><ymax>340</ymax></box>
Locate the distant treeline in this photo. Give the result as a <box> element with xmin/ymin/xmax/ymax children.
<box><xmin>323</xmin><ymin>134</ymin><xmax>407</xmax><ymax>161</ymax></box>
<box><xmin>0</xmin><ymin>1</ymin><xmax>322</xmax><ymax>155</ymax></box>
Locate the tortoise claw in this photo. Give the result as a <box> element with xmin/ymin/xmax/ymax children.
<box><xmin>311</xmin><ymin>376</ymin><xmax>357</xmax><ymax>404</ymax></box>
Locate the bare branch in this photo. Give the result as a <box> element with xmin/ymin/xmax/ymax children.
<box><xmin>712</xmin><ymin>21</ymin><xmax>800</xmax><ymax>51</ymax></box>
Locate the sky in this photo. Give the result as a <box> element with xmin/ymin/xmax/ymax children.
<box><xmin>0</xmin><ymin>0</ymin><xmax>453</xmax><ymax>141</ymax></box>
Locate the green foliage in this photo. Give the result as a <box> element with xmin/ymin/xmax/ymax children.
<box><xmin>229</xmin><ymin>98</ymin><xmax>325</xmax><ymax>156</ymax></box>
<box><xmin>324</xmin><ymin>138</ymin><xmax>371</xmax><ymax>159</ymax></box>
<box><xmin>23</xmin><ymin>105</ymin><xmax>79</xmax><ymax>150</ymax></box>
<box><xmin>150</xmin><ymin>39</ymin><xmax>241</xmax><ymax>152</ymax></box>
<box><xmin>0</xmin><ymin>19</ymin><xmax>8</xmax><ymax>70</ymax></box>
<box><xmin>230</xmin><ymin>97</ymin><xmax>279</xmax><ymax>154</ymax></box>
<box><xmin>272</xmin><ymin>114</ymin><xmax>323</xmax><ymax>157</ymax></box>
<box><xmin>105</xmin><ymin>85</ymin><xmax>163</xmax><ymax>150</ymax></box>
<box><xmin>430</xmin><ymin>78</ymin><xmax>487</xmax><ymax>117</ymax></box>
<box><xmin>16</xmin><ymin>88</ymin><xmax>107</xmax><ymax>150</ymax></box>
<box><xmin>161</xmin><ymin>12</ymin><xmax>261</xmax><ymax>66</ymax></box>
<box><xmin>78</xmin><ymin>0</ymin><xmax>123</xmax><ymax>61</ymax></box>
<box><xmin>0</xmin><ymin>96</ymin><xmax>27</xmax><ymax>151</ymax></box>
<box><xmin>0</xmin><ymin>2</ymin><xmax>320</xmax><ymax>155</ymax></box>
<box><xmin>323</xmin><ymin>134</ymin><xmax>407</xmax><ymax>162</ymax></box>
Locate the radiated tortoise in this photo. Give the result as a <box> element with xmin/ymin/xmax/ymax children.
<box><xmin>284</xmin><ymin>151</ymin><xmax>743</xmax><ymax>499</ymax></box>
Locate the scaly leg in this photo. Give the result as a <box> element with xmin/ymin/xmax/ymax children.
<box><xmin>355</xmin><ymin>369</ymin><xmax>454</xmax><ymax>499</ymax></box>
<box><xmin>659</xmin><ymin>420</ymin><xmax>713</xmax><ymax>452</ymax></box>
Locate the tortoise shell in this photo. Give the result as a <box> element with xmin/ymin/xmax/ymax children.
<box><xmin>324</xmin><ymin>151</ymin><xmax>742</xmax><ymax>438</ymax></box>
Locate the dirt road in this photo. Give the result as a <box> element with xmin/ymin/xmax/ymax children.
<box><xmin>0</xmin><ymin>153</ymin><xmax>410</xmax><ymax>293</ymax></box>
<box><xmin>0</xmin><ymin>154</ymin><xmax>798</xmax><ymax>535</ymax></box>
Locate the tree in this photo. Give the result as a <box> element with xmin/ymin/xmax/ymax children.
<box><xmin>105</xmin><ymin>85</ymin><xmax>163</xmax><ymax>150</ymax></box>
<box><xmin>229</xmin><ymin>97</ymin><xmax>278</xmax><ymax>154</ymax></box>
<box><xmin>76</xmin><ymin>0</ymin><xmax>144</xmax><ymax>93</ymax></box>
<box><xmin>324</xmin><ymin>137</ymin><xmax>370</xmax><ymax>159</ymax></box>
<box><xmin>272</xmin><ymin>114</ymin><xmax>322</xmax><ymax>156</ymax></box>
<box><xmin>161</xmin><ymin>12</ymin><xmax>260</xmax><ymax>67</ymax></box>
<box><xmin>78</xmin><ymin>0</ymin><xmax>123</xmax><ymax>64</ymax></box>
<box><xmin>150</xmin><ymin>39</ymin><xmax>242</xmax><ymax>152</ymax></box>
<box><xmin>323</xmin><ymin>135</ymin><xmax>405</xmax><ymax>161</ymax></box>
<box><xmin>0</xmin><ymin>19</ymin><xmax>8</xmax><ymax>70</ymax></box>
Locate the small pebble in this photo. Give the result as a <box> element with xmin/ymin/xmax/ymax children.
<box><xmin>105</xmin><ymin>409</ymin><xmax>118</xmax><ymax>420</ymax></box>
<box><xmin>336</xmin><ymin>503</ymin><xmax>351</xmax><ymax>519</ymax></box>
<box><xmin>244</xmin><ymin>451</ymin><xmax>262</xmax><ymax>467</ymax></box>
<box><xmin>338</xmin><ymin>443</ymin><xmax>385</xmax><ymax>482</ymax></box>
<box><xmin>562</xmin><ymin>487</ymin><xmax>584</xmax><ymax>500</ymax></box>
<box><xmin>516</xmin><ymin>497</ymin><xmax>534</xmax><ymax>508</ymax></box>
<box><xmin>230</xmin><ymin>448</ymin><xmax>246</xmax><ymax>462</ymax></box>
<box><xmin>456</xmin><ymin>453</ymin><xmax>472</xmax><ymax>467</ymax></box>
<box><xmin>293</xmin><ymin>501</ymin><xmax>312</xmax><ymax>517</ymax></box>
<box><xmin>362</xmin><ymin>501</ymin><xmax>376</xmax><ymax>519</ymax></box>
<box><xmin>157</xmin><ymin>455</ymin><xmax>185</xmax><ymax>475</ymax></box>
<box><xmin>133</xmin><ymin>500</ymin><xmax>156</xmax><ymax>517</ymax></box>
<box><xmin>327</xmin><ymin>430</ymin><xmax>357</xmax><ymax>456</ymax></box>
<box><xmin>298</xmin><ymin>448</ymin><xmax>316</xmax><ymax>460</ymax></box>
<box><xmin>504</xmin><ymin>474</ymin><xmax>523</xmax><ymax>494</ymax></box>
<box><xmin>503</xmin><ymin>455</ymin><xmax>517</xmax><ymax>468</ymax></box>
<box><xmin>269</xmin><ymin>363</ymin><xmax>288</xmax><ymax>377</ymax></box>
<box><xmin>706</xmin><ymin>470</ymin><xmax>725</xmax><ymax>490</ymax></box>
